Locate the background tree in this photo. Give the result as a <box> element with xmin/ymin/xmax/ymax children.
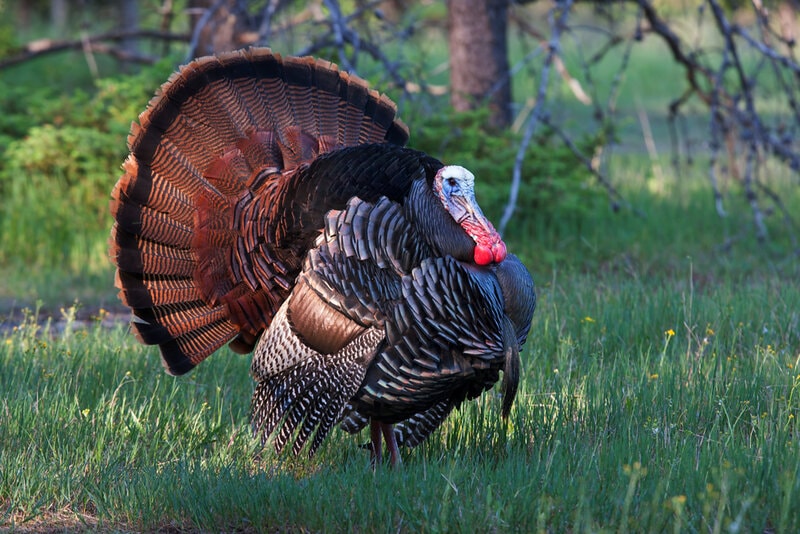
<box><xmin>447</xmin><ymin>0</ymin><xmax>512</xmax><ymax>129</ymax></box>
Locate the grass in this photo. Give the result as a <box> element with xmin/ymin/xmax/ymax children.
<box><xmin>3</xmin><ymin>158</ymin><xmax>800</xmax><ymax>531</ymax></box>
<box><xmin>2</xmin><ymin>225</ymin><xmax>800</xmax><ymax>531</ymax></box>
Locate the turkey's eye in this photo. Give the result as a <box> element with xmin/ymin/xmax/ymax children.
<box><xmin>446</xmin><ymin>177</ymin><xmax>457</xmax><ymax>187</ymax></box>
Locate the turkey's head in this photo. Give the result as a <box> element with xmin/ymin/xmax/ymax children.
<box><xmin>434</xmin><ymin>165</ymin><xmax>507</xmax><ymax>266</ymax></box>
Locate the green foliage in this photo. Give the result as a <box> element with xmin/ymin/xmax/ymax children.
<box><xmin>1</xmin><ymin>124</ymin><xmax>116</xmax><ymax>269</ymax></box>
<box><xmin>0</xmin><ymin>23</ymin><xmax>15</xmax><ymax>58</ymax></box>
<box><xmin>409</xmin><ymin>107</ymin><xmax>603</xmax><ymax>225</ymax></box>
<box><xmin>0</xmin><ymin>59</ymin><xmax>176</xmax><ymax>273</ymax></box>
<box><xmin>0</xmin><ymin>87</ymin><xmax>55</xmax><ymax>155</ymax></box>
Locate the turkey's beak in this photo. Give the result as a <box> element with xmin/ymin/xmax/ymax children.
<box><xmin>453</xmin><ymin>195</ymin><xmax>507</xmax><ymax>265</ymax></box>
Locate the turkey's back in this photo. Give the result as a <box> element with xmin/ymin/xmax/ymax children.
<box><xmin>109</xmin><ymin>48</ymin><xmax>410</xmax><ymax>375</ymax></box>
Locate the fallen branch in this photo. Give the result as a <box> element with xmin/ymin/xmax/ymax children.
<box><xmin>0</xmin><ymin>30</ymin><xmax>189</xmax><ymax>70</ymax></box>
<box><xmin>633</xmin><ymin>0</ymin><xmax>800</xmax><ymax>243</ymax></box>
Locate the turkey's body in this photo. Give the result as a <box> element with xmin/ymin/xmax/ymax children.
<box><xmin>110</xmin><ymin>48</ymin><xmax>536</xmax><ymax>465</ymax></box>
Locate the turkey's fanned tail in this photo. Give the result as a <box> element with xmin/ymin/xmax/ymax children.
<box><xmin>109</xmin><ymin>48</ymin><xmax>409</xmax><ymax>374</ymax></box>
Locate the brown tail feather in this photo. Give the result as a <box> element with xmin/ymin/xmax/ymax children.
<box><xmin>132</xmin><ymin>301</ymin><xmax>230</xmax><ymax>337</ymax></box>
<box><xmin>114</xmin><ymin>271</ymin><xmax>199</xmax><ymax>308</ymax></box>
<box><xmin>111</xmin><ymin>48</ymin><xmax>409</xmax><ymax>370</ymax></box>
<box><xmin>113</xmin><ymin>237</ymin><xmax>195</xmax><ymax>277</ymax></box>
<box><xmin>113</xmin><ymin>160</ymin><xmax>196</xmax><ymax>223</ymax></box>
<box><xmin>111</xmin><ymin>201</ymin><xmax>194</xmax><ymax>248</ymax></box>
<box><xmin>136</xmin><ymin>319</ymin><xmax>237</xmax><ymax>375</ymax></box>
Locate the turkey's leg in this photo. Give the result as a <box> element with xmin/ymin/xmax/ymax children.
<box><xmin>381</xmin><ymin>422</ymin><xmax>402</xmax><ymax>467</ymax></box>
<box><xmin>369</xmin><ymin>419</ymin><xmax>383</xmax><ymax>467</ymax></box>
<box><xmin>368</xmin><ymin>420</ymin><xmax>401</xmax><ymax>467</ymax></box>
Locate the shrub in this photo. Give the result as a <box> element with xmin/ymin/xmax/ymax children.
<box><xmin>408</xmin><ymin>106</ymin><xmax>604</xmax><ymax>226</ymax></box>
<box><xmin>0</xmin><ymin>59</ymin><xmax>176</xmax><ymax>272</ymax></box>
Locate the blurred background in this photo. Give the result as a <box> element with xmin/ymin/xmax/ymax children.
<box><xmin>0</xmin><ymin>0</ymin><xmax>798</xmax><ymax>320</ymax></box>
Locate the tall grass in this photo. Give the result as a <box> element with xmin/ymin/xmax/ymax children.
<box><xmin>2</xmin><ymin>219</ymin><xmax>799</xmax><ymax>531</ymax></box>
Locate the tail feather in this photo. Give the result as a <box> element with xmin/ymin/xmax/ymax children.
<box><xmin>115</xmin><ymin>271</ymin><xmax>199</xmax><ymax>308</ymax></box>
<box><xmin>112</xmin><ymin>48</ymin><xmax>409</xmax><ymax>370</ymax></box>
<box><xmin>311</xmin><ymin>60</ymin><xmax>345</xmax><ymax>142</ymax></box>
<box><xmin>131</xmin><ymin>301</ymin><xmax>230</xmax><ymax>341</ymax></box>
<box><xmin>113</xmin><ymin>236</ymin><xmax>194</xmax><ymax>277</ymax></box>
<box><xmin>283</xmin><ymin>57</ymin><xmax>317</xmax><ymax>137</ymax></box>
<box><xmin>235</xmin><ymin>131</ymin><xmax>281</xmax><ymax>174</ymax></box>
<box><xmin>339</xmin><ymin>74</ymin><xmax>370</xmax><ymax>147</ymax></box>
<box><xmin>113</xmin><ymin>158</ymin><xmax>196</xmax><ymax>226</ymax></box>
<box><xmin>111</xmin><ymin>202</ymin><xmax>194</xmax><ymax>249</ymax></box>
<box><xmin>131</xmin><ymin>302</ymin><xmax>236</xmax><ymax>374</ymax></box>
<box><xmin>203</xmin><ymin>148</ymin><xmax>253</xmax><ymax>197</ymax></box>
<box><xmin>139</xmin><ymin>320</ymin><xmax>237</xmax><ymax>375</ymax></box>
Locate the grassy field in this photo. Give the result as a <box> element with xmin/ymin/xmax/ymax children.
<box><xmin>3</xmin><ymin>160</ymin><xmax>800</xmax><ymax>531</ymax></box>
<box><xmin>3</xmin><ymin>7</ymin><xmax>800</xmax><ymax>532</ymax></box>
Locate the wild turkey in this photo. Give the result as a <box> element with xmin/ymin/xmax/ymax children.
<box><xmin>109</xmin><ymin>48</ymin><xmax>536</xmax><ymax>465</ymax></box>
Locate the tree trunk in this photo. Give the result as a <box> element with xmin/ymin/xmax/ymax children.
<box><xmin>120</xmin><ymin>0</ymin><xmax>139</xmax><ymax>69</ymax></box>
<box><xmin>447</xmin><ymin>0</ymin><xmax>512</xmax><ymax>129</ymax></box>
<box><xmin>51</xmin><ymin>0</ymin><xmax>68</xmax><ymax>35</ymax></box>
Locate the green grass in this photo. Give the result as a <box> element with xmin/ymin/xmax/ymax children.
<box><xmin>2</xmin><ymin>230</ymin><xmax>799</xmax><ymax>531</ymax></box>
<box><xmin>3</xmin><ymin>158</ymin><xmax>800</xmax><ymax>531</ymax></box>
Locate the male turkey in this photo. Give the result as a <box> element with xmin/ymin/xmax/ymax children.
<box><xmin>110</xmin><ymin>48</ymin><xmax>536</xmax><ymax>465</ymax></box>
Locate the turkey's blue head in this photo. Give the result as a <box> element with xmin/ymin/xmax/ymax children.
<box><xmin>434</xmin><ymin>165</ymin><xmax>507</xmax><ymax>266</ymax></box>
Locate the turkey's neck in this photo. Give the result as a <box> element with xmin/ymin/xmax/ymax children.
<box><xmin>405</xmin><ymin>179</ymin><xmax>476</xmax><ymax>263</ymax></box>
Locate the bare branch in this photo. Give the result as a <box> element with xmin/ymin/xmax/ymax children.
<box><xmin>510</xmin><ymin>9</ymin><xmax>591</xmax><ymax>104</ymax></box>
<box><xmin>0</xmin><ymin>30</ymin><xmax>189</xmax><ymax>70</ymax></box>
<box><xmin>185</xmin><ymin>0</ymin><xmax>227</xmax><ymax>61</ymax></box>
<box><xmin>631</xmin><ymin>0</ymin><xmax>800</xmax><ymax>241</ymax></box>
<box><xmin>295</xmin><ymin>1</ymin><xmax>414</xmax><ymax>95</ymax></box>
<box><xmin>499</xmin><ymin>0</ymin><xmax>574</xmax><ymax>235</ymax></box>
<box><xmin>322</xmin><ymin>0</ymin><xmax>356</xmax><ymax>71</ymax></box>
<box><xmin>543</xmin><ymin>115</ymin><xmax>638</xmax><ymax>216</ymax></box>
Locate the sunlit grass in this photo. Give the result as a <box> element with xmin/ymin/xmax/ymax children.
<box><xmin>2</xmin><ymin>236</ymin><xmax>800</xmax><ymax>531</ymax></box>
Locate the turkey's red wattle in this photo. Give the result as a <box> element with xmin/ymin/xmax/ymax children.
<box><xmin>462</xmin><ymin>213</ymin><xmax>507</xmax><ymax>265</ymax></box>
<box><xmin>474</xmin><ymin>239</ymin><xmax>507</xmax><ymax>265</ymax></box>
<box><xmin>493</xmin><ymin>240</ymin><xmax>508</xmax><ymax>263</ymax></box>
<box><xmin>474</xmin><ymin>245</ymin><xmax>493</xmax><ymax>265</ymax></box>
